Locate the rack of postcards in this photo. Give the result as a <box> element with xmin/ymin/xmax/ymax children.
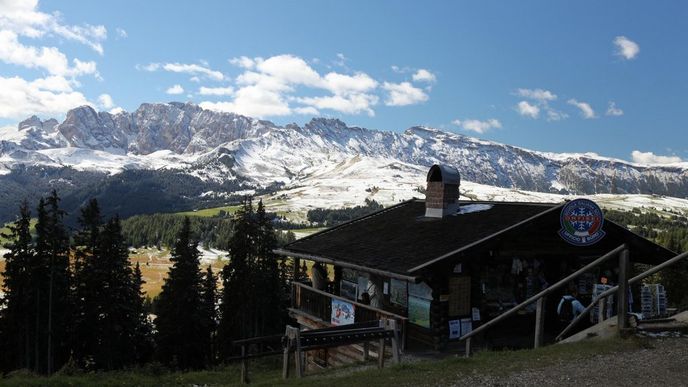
<box><xmin>641</xmin><ymin>284</ymin><xmax>667</xmax><ymax>318</ymax></box>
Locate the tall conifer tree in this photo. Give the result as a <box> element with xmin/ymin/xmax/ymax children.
<box><xmin>33</xmin><ymin>191</ymin><xmax>71</xmax><ymax>374</ymax></box>
<box><xmin>72</xmin><ymin>198</ymin><xmax>102</xmax><ymax>368</ymax></box>
<box><xmin>201</xmin><ymin>265</ymin><xmax>218</xmax><ymax>365</ymax></box>
<box><xmin>0</xmin><ymin>201</ymin><xmax>34</xmax><ymax>372</ymax></box>
<box><xmin>155</xmin><ymin>217</ymin><xmax>206</xmax><ymax>369</ymax></box>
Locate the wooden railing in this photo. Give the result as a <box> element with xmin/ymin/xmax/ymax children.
<box><xmin>291</xmin><ymin>282</ymin><xmax>408</xmax><ymax>350</ymax></box>
<box><xmin>461</xmin><ymin>244</ymin><xmax>629</xmax><ymax>356</ymax></box>
<box><xmin>557</xmin><ymin>250</ymin><xmax>688</xmax><ymax>341</ymax></box>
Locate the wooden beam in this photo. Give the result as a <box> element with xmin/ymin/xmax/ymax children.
<box><xmin>275</xmin><ymin>249</ymin><xmax>419</xmax><ymax>282</ymax></box>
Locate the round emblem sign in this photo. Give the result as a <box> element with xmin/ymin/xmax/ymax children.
<box><xmin>559</xmin><ymin>199</ymin><xmax>606</xmax><ymax>246</ymax></box>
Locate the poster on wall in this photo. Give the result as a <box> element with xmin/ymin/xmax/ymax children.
<box><xmin>331</xmin><ymin>299</ymin><xmax>355</xmax><ymax>326</ymax></box>
<box><xmin>449</xmin><ymin>319</ymin><xmax>461</xmax><ymax>339</ymax></box>
<box><xmin>340</xmin><ymin>280</ymin><xmax>357</xmax><ymax>301</ymax></box>
<box><xmin>460</xmin><ymin>318</ymin><xmax>472</xmax><ymax>336</ymax></box>
<box><xmin>408</xmin><ymin>295</ymin><xmax>431</xmax><ymax>328</ymax></box>
<box><xmin>390</xmin><ymin>278</ymin><xmax>408</xmax><ymax>306</ymax></box>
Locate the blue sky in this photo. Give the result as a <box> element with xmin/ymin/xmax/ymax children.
<box><xmin>0</xmin><ymin>1</ymin><xmax>686</xmax><ymax>164</ymax></box>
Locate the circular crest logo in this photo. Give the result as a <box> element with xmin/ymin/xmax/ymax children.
<box><xmin>559</xmin><ymin>199</ymin><xmax>606</xmax><ymax>246</ymax></box>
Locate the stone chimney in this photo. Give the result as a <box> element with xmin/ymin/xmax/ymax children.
<box><xmin>425</xmin><ymin>164</ymin><xmax>461</xmax><ymax>218</ymax></box>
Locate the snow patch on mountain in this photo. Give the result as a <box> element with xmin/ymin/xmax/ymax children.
<box><xmin>1</xmin><ymin>103</ymin><xmax>687</xmax><ymax>204</ymax></box>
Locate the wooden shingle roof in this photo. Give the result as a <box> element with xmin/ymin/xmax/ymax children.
<box><xmin>277</xmin><ymin>199</ymin><xmax>559</xmax><ymax>279</ymax></box>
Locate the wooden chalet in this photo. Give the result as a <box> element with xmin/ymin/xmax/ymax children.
<box><xmin>275</xmin><ymin>165</ymin><xmax>675</xmax><ymax>355</ymax></box>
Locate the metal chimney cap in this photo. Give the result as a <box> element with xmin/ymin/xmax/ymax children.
<box><xmin>426</xmin><ymin>164</ymin><xmax>461</xmax><ymax>185</ymax></box>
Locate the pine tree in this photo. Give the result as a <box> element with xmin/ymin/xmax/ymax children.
<box><xmin>0</xmin><ymin>201</ymin><xmax>34</xmax><ymax>372</ymax></box>
<box><xmin>72</xmin><ymin>198</ymin><xmax>102</xmax><ymax>368</ymax></box>
<box><xmin>95</xmin><ymin>215</ymin><xmax>140</xmax><ymax>370</ymax></box>
<box><xmin>218</xmin><ymin>198</ymin><xmax>256</xmax><ymax>357</ymax></box>
<box><xmin>254</xmin><ymin>200</ymin><xmax>285</xmax><ymax>335</ymax></box>
<box><xmin>131</xmin><ymin>262</ymin><xmax>154</xmax><ymax>364</ymax></box>
<box><xmin>218</xmin><ymin>198</ymin><xmax>287</xmax><ymax>359</ymax></box>
<box><xmin>201</xmin><ymin>265</ymin><xmax>218</xmax><ymax>365</ymax></box>
<box><xmin>33</xmin><ymin>191</ymin><xmax>72</xmax><ymax>374</ymax></box>
<box><xmin>155</xmin><ymin>217</ymin><xmax>206</xmax><ymax>369</ymax></box>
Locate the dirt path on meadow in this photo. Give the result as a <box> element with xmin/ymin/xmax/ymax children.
<box><xmin>453</xmin><ymin>337</ymin><xmax>688</xmax><ymax>387</ymax></box>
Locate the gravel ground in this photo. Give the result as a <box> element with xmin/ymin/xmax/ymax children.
<box><xmin>453</xmin><ymin>337</ymin><xmax>688</xmax><ymax>387</ymax></box>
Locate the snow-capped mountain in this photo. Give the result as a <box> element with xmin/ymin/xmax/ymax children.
<box><xmin>0</xmin><ymin>102</ymin><xmax>687</xmax><ymax>222</ymax></box>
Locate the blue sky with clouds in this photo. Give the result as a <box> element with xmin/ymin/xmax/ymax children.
<box><xmin>0</xmin><ymin>0</ymin><xmax>686</xmax><ymax>164</ymax></box>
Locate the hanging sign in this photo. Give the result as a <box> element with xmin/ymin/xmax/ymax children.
<box><xmin>559</xmin><ymin>198</ymin><xmax>606</xmax><ymax>246</ymax></box>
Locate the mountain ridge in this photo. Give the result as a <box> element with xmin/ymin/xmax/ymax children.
<box><xmin>1</xmin><ymin>102</ymin><xmax>687</xmax><ymax>201</ymax></box>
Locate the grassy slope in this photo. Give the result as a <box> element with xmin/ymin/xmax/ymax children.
<box><xmin>176</xmin><ymin>205</ymin><xmax>242</xmax><ymax>218</ymax></box>
<box><xmin>0</xmin><ymin>337</ymin><xmax>647</xmax><ymax>386</ymax></box>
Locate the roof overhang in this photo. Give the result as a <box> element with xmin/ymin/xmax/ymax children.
<box><xmin>273</xmin><ymin>248</ymin><xmax>420</xmax><ymax>283</ymax></box>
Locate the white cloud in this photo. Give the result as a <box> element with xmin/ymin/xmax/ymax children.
<box><xmin>0</xmin><ymin>1</ymin><xmax>108</xmax><ymax>120</ymax></box>
<box><xmin>412</xmin><ymin>69</ymin><xmax>436</xmax><ymax>83</ymax></box>
<box><xmin>0</xmin><ymin>30</ymin><xmax>98</xmax><ymax>77</ymax></box>
<box><xmin>137</xmin><ymin>63</ymin><xmax>160</xmax><ymax>72</ymax></box>
<box><xmin>322</xmin><ymin>72</ymin><xmax>378</xmax><ymax>95</ymax></box>
<box><xmin>30</xmin><ymin>75</ymin><xmax>73</xmax><ymax>92</ymax></box>
<box><xmin>631</xmin><ymin>150</ymin><xmax>683</xmax><ymax>165</ymax></box>
<box><xmin>382</xmin><ymin>82</ymin><xmax>428</xmax><ymax>106</ymax></box>
<box><xmin>606</xmin><ymin>101</ymin><xmax>623</xmax><ymax>116</ymax></box>
<box><xmin>516</xmin><ymin>101</ymin><xmax>540</xmax><ymax>118</ymax></box>
<box><xmin>614</xmin><ymin>36</ymin><xmax>639</xmax><ymax>60</ymax></box>
<box><xmin>116</xmin><ymin>27</ymin><xmax>127</xmax><ymax>38</ymax></box>
<box><xmin>513</xmin><ymin>88</ymin><xmax>567</xmax><ymax>121</ymax></box>
<box><xmin>334</xmin><ymin>52</ymin><xmax>348</xmax><ymax>67</ymax></box>
<box><xmin>567</xmin><ymin>99</ymin><xmax>596</xmax><ymax>119</ymax></box>
<box><xmin>162</xmin><ymin>63</ymin><xmax>224</xmax><ymax>81</ymax></box>
<box><xmin>515</xmin><ymin>88</ymin><xmax>557</xmax><ymax>102</ymax></box>
<box><xmin>109</xmin><ymin>107</ymin><xmax>125</xmax><ymax>115</ymax></box>
<box><xmin>256</xmin><ymin>54</ymin><xmax>321</xmax><ymax>87</ymax></box>
<box><xmin>0</xmin><ymin>0</ymin><xmax>107</xmax><ymax>54</ymax></box>
<box><xmin>166</xmin><ymin>84</ymin><xmax>184</xmax><ymax>95</ymax></box>
<box><xmin>546</xmin><ymin>109</ymin><xmax>568</xmax><ymax>121</ymax></box>
<box><xmin>0</xmin><ymin>75</ymin><xmax>90</xmax><ymax>119</ymax></box>
<box><xmin>200</xmin><ymin>84</ymin><xmax>292</xmax><ymax>117</ymax></box>
<box><xmin>208</xmin><ymin>54</ymin><xmax>433</xmax><ymax>117</ymax></box>
<box><xmin>293</xmin><ymin>106</ymin><xmax>320</xmax><ymax>115</ymax></box>
<box><xmin>298</xmin><ymin>94</ymin><xmax>379</xmax><ymax>116</ymax></box>
<box><xmin>452</xmin><ymin>118</ymin><xmax>502</xmax><ymax>134</ymax></box>
<box><xmin>198</xmin><ymin>86</ymin><xmax>234</xmax><ymax>96</ymax></box>
<box><xmin>223</xmin><ymin>54</ymin><xmax>382</xmax><ymax>117</ymax></box>
<box><xmin>97</xmin><ymin>93</ymin><xmax>114</xmax><ymax>109</ymax></box>
<box><xmin>229</xmin><ymin>56</ymin><xmax>256</xmax><ymax>69</ymax></box>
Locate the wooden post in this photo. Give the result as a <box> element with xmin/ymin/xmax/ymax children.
<box><xmin>294</xmin><ymin>328</ymin><xmax>303</xmax><ymax>378</ymax></box>
<box><xmin>240</xmin><ymin>345</ymin><xmax>248</xmax><ymax>384</ymax></box>
<box><xmin>465</xmin><ymin>337</ymin><xmax>472</xmax><ymax>358</ymax></box>
<box><xmin>534</xmin><ymin>296</ymin><xmax>546</xmax><ymax>348</ymax></box>
<box><xmin>377</xmin><ymin>338</ymin><xmax>385</xmax><ymax>369</ymax></box>
<box><xmin>389</xmin><ymin>320</ymin><xmax>400</xmax><ymax>364</ymax></box>
<box><xmin>363</xmin><ymin>342</ymin><xmax>369</xmax><ymax>361</ymax></box>
<box><xmin>617</xmin><ymin>248</ymin><xmax>630</xmax><ymax>331</ymax></box>
<box><xmin>293</xmin><ymin>257</ymin><xmax>301</xmax><ymax>281</ymax></box>
<box><xmin>282</xmin><ymin>326</ymin><xmax>295</xmax><ymax>380</ymax></box>
<box><xmin>598</xmin><ymin>297</ymin><xmax>606</xmax><ymax>323</ymax></box>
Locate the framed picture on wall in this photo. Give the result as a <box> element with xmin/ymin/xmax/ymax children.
<box><xmin>390</xmin><ymin>278</ymin><xmax>408</xmax><ymax>306</ymax></box>
<box><xmin>340</xmin><ymin>280</ymin><xmax>357</xmax><ymax>301</ymax></box>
